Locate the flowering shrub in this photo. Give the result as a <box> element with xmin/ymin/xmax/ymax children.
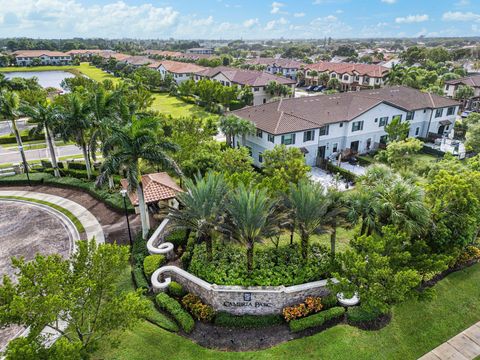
<box><xmin>456</xmin><ymin>245</ymin><xmax>480</xmax><ymax>266</ymax></box>
<box><xmin>283</xmin><ymin>297</ymin><xmax>323</xmax><ymax>322</ymax></box>
<box><xmin>181</xmin><ymin>294</ymin><xmax>215</xmax><ymax>322</ymax></box>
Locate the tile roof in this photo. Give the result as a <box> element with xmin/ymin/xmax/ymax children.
<box><xmin>159</xmin><ymin>60</ymin><xmax>206</xmax><ymax>74</ymax></box>
<box><xmin>196</xmin><ymin>66</ymin><xmax>296</xmax><ymax>86</ymax></box>
<box><xmin>145</xmin><ymin>50</ymin><xmax>184</xmax><ymax>57</ymax></box>
<box><xmin>232</xmin><ymin>86</ymin><xmax>460</xmax><ymax>135</ymax></box>
<box><xmin>13</xmin><ymin>50</ymin><xmax>71</xmax><ymax>58</ymax></box>
<box><xmin>305</xmin><ymin>62</ymin><xmax>389</xmax><ymax>77</ymax></box>
<box><xmin>245</xmin><ymin>57</ymin><xmax>305</xmax><ymax>69</ymax></box>
<box><xmin>445</xmin><ymin>75</ymin><xmax>480</xmax><ymax>87</ymax></box>
<box><xmin>121</xmin><ymin>172</ymin><xmax>183</xmax><ymax>206</ymax></box>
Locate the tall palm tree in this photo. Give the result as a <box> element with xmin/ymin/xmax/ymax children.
<box><xmin>385</xmin><ymin>64</ymin><xmax>405</xmax><ymax>85</ymax></box>
<box><xmin>219</xmin><ymin>115</ymin><xmax>255</xmax><ymax>148</ymax></box>
<box><xmin>0</xmin><ymin>90</ymin><xmax>28</xmax><ymax>173</ymax></box>
<box><xmin>286</xmin><ymin>180</ymin><xmax>330</xmax><ymax>259</ymax></box>
<box><xmin>168</xmin><ymin>172</ymin><xmax>228</xmax><ymax>261</ymax></box>
<box><xmin>21</xmin><ymin>101</ymin><xmax>62</xmax><ymax>177</ymax></box>
<box><xmin>225</xmin><ymin>186</ymin><xmax>281</xmax><ymax>272</ymax></box>
<box><xmin>99</xmin><ymin>116</ymin><xmax>180</xmax><ymax>239</ymax></box>
<box><xmin>57</xmin><ymin>93</ymin><xmax>94</xmax><ymax>179</ymax></box>
<box><xmin>347</xmin><ymin>190</ymin><xmax>379</xmax><ymax>237</ymax></box>
<box><xmin>323</xmin><ymin>190</ymin><xmax>349</xmax><ymax>258</ymax></box>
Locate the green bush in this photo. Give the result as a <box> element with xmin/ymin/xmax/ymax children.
<box><xmin>155</xmin><ymin>293</ymin><xmax>195</xmax><ymax>333</ymax></box>
<box><xmin>145</xmin><ymin>300</ymin><xmax>179</xmax><ymax>332</ymax></box>
<box><xmin>0</xmin><ymin>132</ymin><xmax>44</xmax><ymax>144</ymax></box>
<box><xmin>132</xmin><ymin>235</ymin><xmax>149</xmax><ymax>267</ymax></box>
<box><xmin>347</xmin><ymin>306</ymin><xmax>384</xmax><ymax>325</ymax></box>
<box><xmin>181</xmin><ymin>294</ymin><xmax>215</xmax><ymax>323</ymax></box>
<box><xmin>68</xmin><ymin>162</ymin><xmax>87</xmax><ymax>170</ymax></box>
<box><xmin>214</xmin><ymin>312</ymin><xmax>284</xmax><ymax>328</ymax></box>
<box><xmin>188</xmin><ymin>243</ymin><xmax>331</xmax><ymax>287</ymax></box>
<box><xmin>143</xmin><ymin>255</ymin><xmax>166</xmax><ymax>279</ymax></box>
<box><xmin>165</xmin><ymin>229</ymin><xmax>188</xmax><ymax>248</ymax></box>
<box><xmin>132</xmin><ymin>266</ymin><xmax>149</xmax><ymax>291</ymax></box>
<box><xmin>325</xmin><ymin>162</ymin><xmax>357</xmax><ymax>183</ymax></box>
<box><xmin>321</xmin><ymin>294</ymin><xmax>338</xmax><ymax>309</ymax></box>
<box><xmin>180</xmin><ymin>235</ymin><xmax>196</xmax><ymax>268</ymax></box>
<box><xmin>289</xmin><ymin>307</ymin><xmax>345</xmax><ymax>333</ymax></box>
<box><xmin>168</xmin><ymin>281</ymin><xmax>187</xmax><ymax>298</ymax></box>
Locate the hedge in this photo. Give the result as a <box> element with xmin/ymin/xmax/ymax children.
<box><xmin>155</xmin><ymin>293</ymin><xmax>195</xmax><ymax>333</ymax></box>
<box><xmin>347</xmin><ymin>306</ymin><xmax>384</xmax><ymax>325</ymax></box>
<box><xmin>321</xmin><ymin>294</ymin><xmax>338</xmax><ymax>310</ymax></box>
<box><xmin>421</xmin><ymin>145</ymin><xmax>445</xmax><ymax>157</ymax></box>
<box><xmin>145</xmin><ymin>300</ymin><xmax>179</xmax><ymax>332</ymax></box>
<box><xmin>325</xmin><ymin>162</ymin><xmax>357</xmax><ymax>183</ymax></box>
<box><xmin>0</xmin><ymin>132</ymin><xmax>45</xmax><ymax>145</ymax></box>
<box><xmin>356</xmin><ymin>155</ymin><xmax>375</xmax><ymax>167</ymax></box>
<box><xmin>165</xmin><ymin>229</ymin><xmax>188</xmax><ymax>248</ymax></box>
<box><xmin>168</xmin><ymin>281</ymin><xmax>187</xmax><ymax>298</ymax></box>
<box><xmin>289</xmin><ymin>307</ymin><xmax>345</xmax><ymax>333</ymax></box>
<box><xmin>214</xmin><ymin>312</ymin><xmax>284</xmax><ymax>328</ymax></box>
<box><xmin>143</xmin><ymin>254</ymin><xmax>166</xmax><ymax>279</ymax></box>
<box><xmin>68</xmin><ymin>162</ymin><xmax>87</xmax><ymax>170</ymax></box>
<box><xmin>132</xmin><ymin>266</ymin><xmax>149</xmax><ymax>291</ymax></box>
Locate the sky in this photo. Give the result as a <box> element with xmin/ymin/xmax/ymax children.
<box><xmin>0</xmin><ymin>0</ymin><xmax>479</xmax><ymax>39</ymax></box>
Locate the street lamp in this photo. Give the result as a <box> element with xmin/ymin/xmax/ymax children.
<box><xmin>18</xmin><ymin>145</ymin><xmax>31</xmax><ymax>187</ymax></box>
<box><xmin>120</xmin><ymin>189</ymin><xmax>133</xmax><ymax>249</ymax></box>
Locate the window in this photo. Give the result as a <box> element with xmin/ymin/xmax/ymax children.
<box><xmin>268</xmin><ymin>133</ymin><xmax>275</xmax><ymax>143</ymax></box>
<box><xmin>331</xmin><ymin>73</ymin><xmax>337</xmax><ymax>78</ymax></box>
<box><xmin>256</xmin><ymin>129</ymin><xmax>263</xmax><ymax>138</ymax></box>
<box><xmin>339</xmin><ymin>122</ymin><xmax>344</xmax><ymax>128</ymax></box>
<box><xmin>435</xmin><ymin>108</ymin><xmax>443</xmax><ymax>118</ymax></box>
<box><xmin>303</xmin><ymin>130</ymin><xmax>315</xmax><ymax>142</ymax></box>
<box><xmin>352</xmin><ymin>121</ymin><xmax>364</xmax><ymax>132</ymax></box>
<box><xmin>343</xmin><ymin>75</ymin><xmax>349</xmax><ymax>81</ymax></box>
<box><xmin>253</xmin><ymin>87</ymin><xmax>259</xmax><ymax>92</ymax></box>
<box><xmin>446</xmin><ymin>85</ymin><xmax>450</xmax><ymax>90</ymax></box>
<box><xmin>258</xmin><ymin>153</ymin><xmax>263</xmax><ymax>163</ymax></box>
<box><xmin>392</xmin><ymin>114</ymin><xmax>402</xmax><ymax>122</ymax></box>
<box><xmin>406</xmin><ymin>111</ymin><xmax>414</xmax><ymax>121</ymax></box>
<box><xmin>263</xmin><ymin>99</ymin><xmax>266</xmax><ymax>104</ymax></box>
<box><xmin>281</xmin><ymin>133</ymin><xmax>296</xmax><ymax>145</ymax></box>
<box><xmin>332</xmin><ymin>143</ymin><xmax>338</xmax><ymax>153</ymax></box>
<box><xmin>415</xmin><ymin>127</ymin><xmax>420</xmax><ymax>136</ymax></box>
<box><xmin>319</xmin><ymin>125</ymin><xmax>329</xmax><ymax>136</ymax></box>
<box><xmin>378</xmin><ymin>117</ymin><xmax>388</xmax><ymax>127</ymax></box>
<box><xmin>447</xmin><ymin>107</ymin><xmax>455</xmax><ymax>116</ymax></box>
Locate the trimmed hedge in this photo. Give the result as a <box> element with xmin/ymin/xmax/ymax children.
<box><xmin>325</xmin><ymin>162</ymin><xmax>357</xmax><ymax>183</ymax></box>
<box><xmin>421</xmin><ymin>145</ymin><xmax>445</xmax><ymax>157</ymax></box>
<box><xmin>214</xmin><ymin>312</ymin><xmax>284</xmax><ymax>328</ymax></box>
<box><xmin>356</xmin><ymin>156</ymin><xmax>375</xmax><ymax>167</ymax></box>
<box><xmin>68</xmin><ymin>162</ymin><xmax>87</xmax><ymax>170</ymax></box>
<box><xmin>321</xmin><ymin>294</ymin><xmax>338</xmax><ymax>310</ymax></box>
<box><xmin>132</xmin><ymin>266</ymin><xmax>149</xmax><ymax>291</ymax></box>
<box><xmin>347</xmin><ymin>306</ymin><xmax>383</xmax><ymax>325</ymax></box>
<box><xmin>289</xmin><ymin>307</ymin><xmax>345</xmax><ymax>333</ymax></box>
<box><xmin>168</xmin><ymin>281</ymin><xmax>187</xmax><ymax>298</ymax></box>
<box><xmin>132</xmin><ymin>235</ymin><xmax>149</xmax><ymax>268</ymax></box>
<box><xmin>145</xmin><ymin>300</ymin><xmax>179</xmax><ymax>332</ymax></box>
<box><xmin>0</xmin><ymin>132</ymin><xmax>44</xmax><ymax>145</ymax></box>
<box><xmin>155</xmin><ymin>293</ymin><xmax>195</xmax><ymax>333</ymax></box>
<box><xmin>165</xmin><ymin>229</ymin><xmax>188</xmax><ymax>248</ymax></box>
<box><xmin>143</xmin><ymin>254</ymin><xmax>166</xmax><ymax>279</ymax></box>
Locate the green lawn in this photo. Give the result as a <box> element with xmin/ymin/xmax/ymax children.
<box><xmin>92</xmin><ymin>263</ymin><xmax>480</xmax><ymax>360</ymax></box>
<box><xmin>151</xmin><ymin>93</ymin><xmax>216</xmax><ymax>119</ymax></box>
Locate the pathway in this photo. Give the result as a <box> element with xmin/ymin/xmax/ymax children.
<box><xmin>0</xmin><ymin>144</ymin><xmax>82</xmax><ymax>164</ymax></box>
<box><xmin>419</xmin><ymin>322</ymin><xmax>480</xmax><ymax>360</ymax></box>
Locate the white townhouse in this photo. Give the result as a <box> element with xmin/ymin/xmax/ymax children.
<box><xmin>195</xmin><ymin>66</ymin><xmax>296</xmax><ymax>106</ymax></box>
<box><xmin>232</xmin><ymin>86</ymin><xmax>460</xmax><ymax>167</ymax></box>
<box><xmin>444</xmin><ymin>75</ymin><xmax>480</xmax><ymax>112</ymax></box>
<box><xmin>304</xmin><ymin>62</ymin><xmax>390</xmax><ymax>91</ymax></box>
<box><xmin>186</xmin><ymin>48</ymin><xmax>214</xmax><ymax>55</ymax></box>
<box><xmin>13</xmin><ymin>50</ymin><xmax>72</xmax><ymax>66</ymax></box>
<box><xmin>245</xmin><ymin>58</ymin><xmax>305</xmax><ymax>80</ymax></box>
<box><xmin>157</xmin><ymin>60</ymin><xmax>206</xmax><ymax>84</ymax></box>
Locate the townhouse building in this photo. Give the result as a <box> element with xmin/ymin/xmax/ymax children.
<box><xmin>186</xmin><ymin>48</ymin><xmax>214</xmax><ymax>55</ymax></box>
<box><xmin>444</xmin><ymin>75</ymin><xmax>480</xmax><ymax>112</ymax></box>
<box><xmin>303</xmin><ymin>62</ymin><xmax>390</xmax><ymax>91</ymax></box>
<box><xmin>245</xmin><ymin>57</ymin><xmax>305</xmax><ymax>80</ymax></box>
<box><xmin>13</xmin><ymin>50</ymin><xmax>72</xmax><ymax>66</ymax></box>
<box><xmin>195</xmin><ymin>66</ymin><xmax>296</xmax><ymax>106</ymax></box>
<box><xmin>232</xmin><ymin>86</ymin><xmax>460</xmax><ymax>167</ymax></box>
<box><xmin>157</xmin><ymin>60</ymin><xmax>206</xmax><ymax>84</ymax></box>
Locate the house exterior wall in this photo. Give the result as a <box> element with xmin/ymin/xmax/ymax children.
<box><xmin>158</xmin><ymin>65</ymin><xmax>193</xmax><ymax>84</ymax></box>
<box><xmin>15</xmin><ymin>55</ymin><xmax>72</xmax><ymax>66</ymax></box>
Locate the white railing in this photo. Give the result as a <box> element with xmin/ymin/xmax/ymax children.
<box><xmin>146</xmin><ymin>217</ymin><xmax>174</xmax><ymax>256</ymax></box>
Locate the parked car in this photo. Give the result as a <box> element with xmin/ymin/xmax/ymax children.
<box><xmin>306</xmin><ymin>85</ymin><xmax>315</xmax><ymax>91</ymax></box>
<box><xmin>313</xmin><ymin>86</ymin><xmax>324</xmax><ymax>92</ymax></box>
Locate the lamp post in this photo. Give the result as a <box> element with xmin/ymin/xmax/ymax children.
<box><xmin>18</xmin><ymin>145</ymin><xmax>31</xmax><ymax>187</ymax></box>
<box><xmin>120</xmin><ymin>189</ymin><xmax>133</xmax><ymax>249</ymax></box>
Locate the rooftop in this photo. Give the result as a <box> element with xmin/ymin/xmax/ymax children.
<box><xmin>196</xmin><ymin>66</ymin><xmax>296</xmax><ymax>87</ymax></box>
<box><xmin>159</xmin><ymin>60</ymin><xmax>206</xmax><ymax>74</ymax></box>
<box><xmin>445</xmin><ymin>75</ymin><xmax>480</xmax><ymax>87</ymax></box>
<box><xmin>245</xmin><ymin>57</ymin><xmax>305</xmax><ymax>69</ymax></box>
<box><xmin>13</xmin><ymin>50</ymin><xmax>70</xmax><ymax>57</ymax></box>
<box><xmin>305</xmin><ymin>62</ymin><xmax>389</xmax><ymax>77</ymax></box>
<box><xmin>121</xmin><ymin>172</ymin><xmax>183</xmax><ymax>206</ymax></box>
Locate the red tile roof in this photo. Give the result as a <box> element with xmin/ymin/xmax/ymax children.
<box><xmin>196</xmin><ymin>66</ymin><xmax>296</xmax><ymax>86</ymax></box>
<box><xmin>159</xmin><ymin>60</ymin><xmax>206</xmax><ymax>74</ymax></box>
<box><xmin>305</xmin><ymin>62</ymin><xmax>389</xmax><ymax>78</ymax></box>
<box><xmin>13</xmin><ymin>50</ymin><xmax>70</xmax><ymax>58</ymax></box>
<box><xmin>445</xmin><ymin>75</ymin><xmax>480</xmax><ymax>87</ymax></box>
<box><xmin>121</xmin><ymin>172</ymin><xmax>183</xmax><ymax>206</ymax></box>
<box><xmin>245</xmin><ymin>57</ymin><xmax>305</xmax><ymax>69</ymax></box>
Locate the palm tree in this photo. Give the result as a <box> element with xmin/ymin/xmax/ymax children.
<box><xmin>318</xmin><ymin>72</ymin><xmax>330</xmax><ymax>86</ymax></box>
<box><xmin>385</xmin><ymin>64</ymin><xmax>405</xmax><ymax>85</ymax></box>
<box><xmin>21</xmin><ymin>101</ymin><xmax>62</xmax><ymax>177</ymax></box>
<box><xmin>57</xmin><ymin>93</ymin><xmax>94</xmax><ymax>179</ymax></box>
<box><xmin>347</xmin><ymin>190</ymin><xmax>378</xmax><ymax>236</ymax></box>
<box><xmin>99</xmin><ymin>116</ymin><xmax>181</xmax><ymax>239</ymax></box>
<box><xmin>286</xmin><ymin>180</ymin><xmax>330</xmax><ymax>259</ymax></box>
<box><xmin>323</xmin><ymin>190</ymin><xmax>349</xmax><ymax>258</ymax></box>
<box><xmin>225</xmin><ymin>186</ymin><xmax>281</xmax><ymax>272</ymax></box>
<box><xmin>0</xmin><ymin>90</ymin><xmax>28</xmax><ymax>174</ymax></box>
<box><xmin>168</xmin><ymin>172</ymin><xmax>228</xmax><ymax>261</ymax></box>
<box><xmin>219</xmin><ymin>115</ymin><xmax>255</xmax><ymax>148</ymax></box>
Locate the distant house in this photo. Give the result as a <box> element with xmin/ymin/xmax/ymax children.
<box><xmin>157</xmin><ymin>60</ymin><xmax>206</xmax><ymax>84</ymax></box>
<box><xmin>232</xmin><ymin>86</ymin><xmax>460</xmax><ymax>167</ymax></box>
<box><xmin>67</xmin><ymin>49</ymin><xmax>110</xmax><ymax>59</ymax></box>
<box><xmin>145</xmin><ymin>50</ymin><xmax>184</xmax><ymax>58</ymax></box>
<box><xmin>195</xmin><ymin>66</ymin><xmax>296</xmax><ymax>106</ymax></box>
<box><xmin>186</xmin><ymin>48</ymin><xmax>214</xmax><ymax>55</ymax></box>
<box><xmin>244</xmin><ymin>57</ymin><xmax>305</xmax><ymax>80</ymax></box>
<box><xmin>444</xmin><ymin>75</ymin><xmax>480</xmax><ymax>112</ymax></box>
<box><xmin>303</xmin><ymin>62</ymin><xmax>390</xmax><ymax>91</ymax></box>
<box><xmin>13</xmin><ymin>50</ymin><xmax>72</xmax><ymax>66</ymax></box>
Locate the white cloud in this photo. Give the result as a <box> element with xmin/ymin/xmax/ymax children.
<box><xmin>294</xmin><ymin>12</ymin><xmax>306</xmax><ymax>18</ymax></box>
<box><xmin>442</xmin><ymin>11</ymin><xmax>480</xmax><ymax>22</ymax></box>
<box><xmin>455</xmin><ymin>0</ymin><xmax>470</xmax><ymax>6</ymax></box>
<box><xmin>395</xmin><ymin>14</ymin><xmax>429</xmax><ymax>24</ymax></box>
<box><xmin>243</xmin><ymin>18</ymin><xmax>259</xmax><ymax>28</ymax></box>
<box><xmin>381</xmin><ymin>0</ymin><xmax>396</xmax><ymax>4</ymax></box>
<box><xmin>265</xmin><ymin>17</ymin><xmax>288</xmax><ymax>31</ymax></box>
<box><xmin>270</xmin><ymin>1</ymin><xmax>286</xmax><ymax>14</ymax></box>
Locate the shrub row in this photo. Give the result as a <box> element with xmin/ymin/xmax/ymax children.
<box><xmin>346</xmin><ymin>306</ymin><xmax>383</xmax><ymax>325</ymax></box>
<box><xmin>181</xmin><ymin>294</ymin><xmax>215</xmax><ymax>323</ymax></box>
<box><xmin>356</xmin><ymin>155</ymin><xmax>375</xmax><ymax>167</ymax></box>
<box><xmin>165</xmin><ymin>229</ymin><xmax>188</xmax><ymax>248</ymax></box>
<box><xmin>0</xmin><ymin>132</ymin><xmax>45</xmax><ymax>145</ymax></box>
<box><xmin>325</xmin><ymin>162</ymin><xmax>357</xmax><ymax>183</ymax></box>
<box><xmin>455</xmin><ymin>245</ymin><xmax>480</xmax><ymax>266</ymax></box>
<box><xmin>155</xmin><ymin>293</ymin><xmax>195</xmax><ymax>333</ymax></box>
<box><xmin>289</xmin><ymin>307</ymin><xmax>345</xmax><ymax>333</ymax></box>
<box><xmin>144</xmin><ymin>300</ymin><xmax>179</xmax><ymax>333</ymax></box>
<box><xmin>214</xmin><ymin>312</ymin><xmax>284</xmax><ymax>328</ymax></box>
<box><xmin>143</xmin><ymin>254</ymin><xmax>166</xmax><ymax>279</ymax></box>
<box><xmin>168</xmin><ymin>281</ymin><xmax>187</xmax><ymax>298</ymax></box>
<box><xmin>132</xmin><ymin>266</ymin><xmax>149</xmax><ymax>291</ymax></box>
<box><xmin>421</xmin><ymin>145</ymin><xmax>445</xmax><ymax>157</ymax></box>
<box><xmin>283</xmin><ymin>296</ymin><xmax>323</xmax><ymax>322</ymax></box>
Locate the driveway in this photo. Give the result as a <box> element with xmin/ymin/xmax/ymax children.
<box><xmin>0</xmin><ymin>144</ymin><xmax>82</xmax><ymax>164</ymax></box>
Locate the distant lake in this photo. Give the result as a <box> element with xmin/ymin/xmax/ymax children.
<box><xmin>3</xmin><ymin>71</ymin><xmax>75</xmax><ymax>89</ymax></box>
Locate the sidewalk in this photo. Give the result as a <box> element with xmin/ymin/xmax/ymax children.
<box><xmin>419</xmin><ymin>322</ymin><xmax>480</xmax><ymax>360</ymax></box>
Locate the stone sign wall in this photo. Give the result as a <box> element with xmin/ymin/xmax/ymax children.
<box><xmin>152</xmin><ymin>266</ymin><xmax>334</xmax><ymax>315</ymax></box>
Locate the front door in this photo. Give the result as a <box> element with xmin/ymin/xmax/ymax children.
<box><xmin>437</xmin><ymin>125</ymin><xmax>445</xmax><ymax>135</ymax></box>
<box><xmin>350</xmin><ymin>141</ymin><xmax>359</xmax><ymax>153</ymax></box>
<box><xmin>317</xmin><ymin>146</ymin><xmax>326</xmax><ymax>160</ymax></box>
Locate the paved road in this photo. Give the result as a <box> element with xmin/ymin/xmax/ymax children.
<box><xmin>0</xmin><ymin>144</ymin><xmax>82</xmax><ymax>164</ymax></box>
<box><xmin>0</xmin><ymin>119</ymin><xmax>31</xmax><ymax>136</ymax></box>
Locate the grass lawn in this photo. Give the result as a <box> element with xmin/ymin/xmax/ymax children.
<box><xmin>92</xmin><ymin>263</ymin><xmax>480</xmax><ymax>360</ymax></box>
<box><xmin>151</xmin><ymin>93</ymin><xmax>216</xmax><ymax>119</ymax></box>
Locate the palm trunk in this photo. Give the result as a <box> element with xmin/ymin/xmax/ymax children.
<box><xmin>290</xmin><ymin>225</ymin><xmax>295</xmax><ymax>246</ymax></box>
<box><xmin>45</xmin><ymin>126</ymin><xmax>60</xmax><ymax>177</ymax></box>
<box><xmin>11</xmin><ymin>120</ymin><xmax>28</xmax><ymax>170</ymax></box>
<box><xmin>81</xmin><ymin>142</ymin><xmax>92</xmax><ymax>180</ymax></box>
<box><xmin>108</xmin><ymin>175</ymin><xmax>114</xmax><ymax>189</ymax></box>
<box><xmin>301</xmin><ymin>230</ymin><xmax>309</xmax><ymax>259</ymax></box>
<box><xmin>247</xmin><ymin>243</ymin><xmax>254</xmax><ymax>273</ymax></box>
<box><xmin>136</xmin><ymin>184</ymin><xmax>150</xmax><ymax>239</ymax></box>
<box><xmin>360</xmin><ymin>219</ymin><xmax>367</xmax><ymax>236</ymax></box>
<box><xmin>330</xmin><ymin>224</ymin><xmax>337</xmax><ymax>259</ymax></box>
